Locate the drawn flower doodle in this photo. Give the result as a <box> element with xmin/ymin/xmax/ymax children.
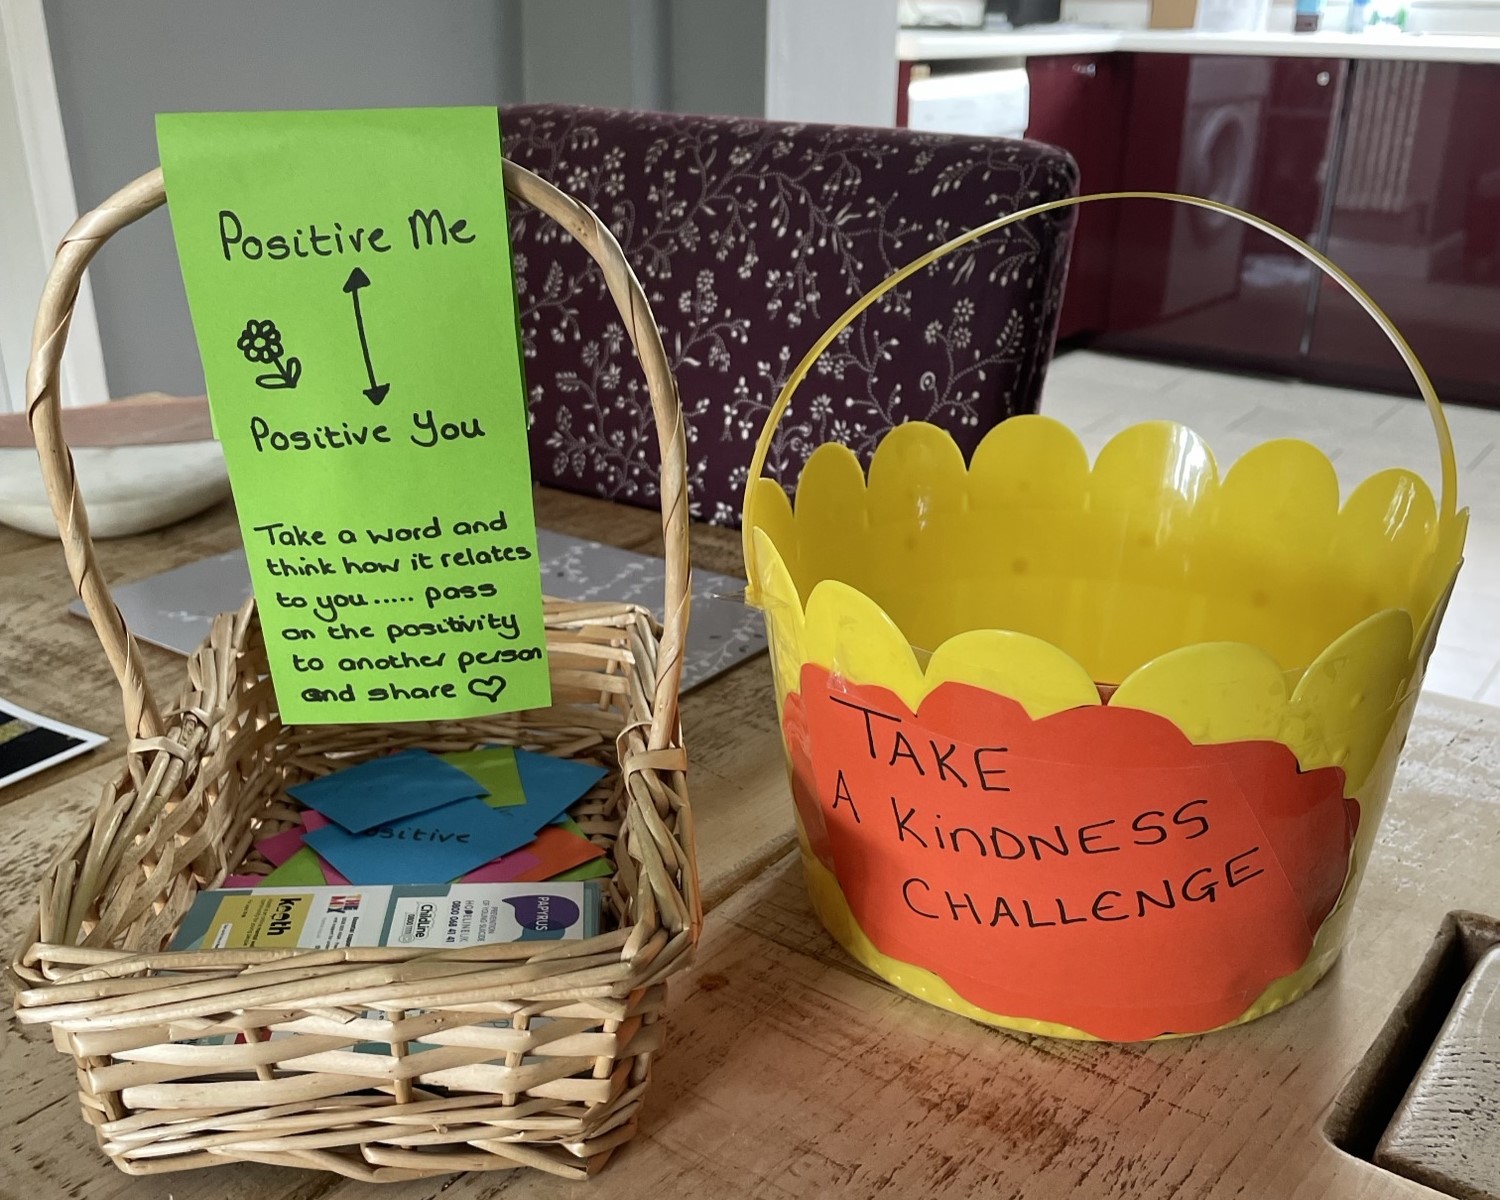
<box><xmin>237</xmin><ymin>318</ymin><xmax>301</xmax><ymax>390</ymax></box>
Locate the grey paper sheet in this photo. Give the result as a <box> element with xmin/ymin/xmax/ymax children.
<box><xmin>70</xmin><ymin>530</ymin><xmax>765</xmax><ymax>693</ymax></box>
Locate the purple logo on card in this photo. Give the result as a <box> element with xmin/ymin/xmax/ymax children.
<box><xmin>505</xmin><ymin>894</ymin><xmax>581</xmax><ymax>941</ymax></box>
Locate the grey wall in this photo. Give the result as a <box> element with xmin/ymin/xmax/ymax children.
<box><xmin>44</xmin><ymin>0</ymin><xmax>767</xmax><ymax>399</ymax></box>
<box><xmin>520</xmin><ymin>0</ymin><xmax>665</xmax><ymax>109</ymax></box>
<box><xmin>669</xmin><ymin>1</ymin><xmax>767</xmax><ymax>117</ymax></box>
<box><xmin>45</xmin><ymin>0</ymin><xmax>521</xmax><ymax>398</ymax></box>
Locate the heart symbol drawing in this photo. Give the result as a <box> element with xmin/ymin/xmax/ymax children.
<box><xmin>468</xmin><ymin>675</ymin><xmax>507</xmax><ymax>704</ymax></box>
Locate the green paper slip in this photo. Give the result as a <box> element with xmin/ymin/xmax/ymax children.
<box><xmin>442</xmin><ymin>745</ymin><xmax>525</xmax><ymax>807</ymax></box>
<box><xmin>552</xmin><ymin>857</ymin><xmax>614</xmax><ymax>882</ymax></box>
<box><xmin>260</xmin><ymin>846</ymin><xmax>328</xmax><ymax>887</ymax></box>
<box><xmin>157</xmin><ymin>108</ymin><xmax>550</xmax><ymax>725</ymax></box>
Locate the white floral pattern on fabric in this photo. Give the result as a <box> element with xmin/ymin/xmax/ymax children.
<box><xmin>504</xmin><ymin>105</ymin><xmax>1078</xmax><ymax>527</ymax></box>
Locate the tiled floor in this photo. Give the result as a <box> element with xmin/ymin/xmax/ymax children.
<box><xmin>1039</xmin><ymin>349</ymin><xmax>1500</xmax><ymax>705</ymax></box>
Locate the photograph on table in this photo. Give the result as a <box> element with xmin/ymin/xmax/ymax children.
<box><xmin>0</xmin><ymin>696</ymin><xmax>106</xmax><ymax>791</ymax></box>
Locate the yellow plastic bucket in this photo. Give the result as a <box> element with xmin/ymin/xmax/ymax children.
<box><xmin>742</xmin><ymin>193</ymin><xmax>1468</xmax><ymax>1041</ymax></box>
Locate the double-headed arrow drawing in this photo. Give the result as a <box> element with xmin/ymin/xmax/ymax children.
<box><xmin>342</xmin><ymin>267</ymin><xmax>390</xmax><ymax>406</ymax></box>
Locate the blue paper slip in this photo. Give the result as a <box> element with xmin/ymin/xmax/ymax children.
<box><xmin>514</xmin><ymin>749</ymin><xmax>608</xmax><ymax>809</ymax></box>
<box><xmin>433</xmin><ymin>761</ymin><xmax>602</xmax><ymax>882</ymax></box>
<box><xmin>304</xmin><ymin>797</ymin><xmax>527</xmax><ymax>886</ymax></box>
<box><xmin>288</xmin><ymin>748</ymin><xmax>484</xmax><ymax>833</ymax></box>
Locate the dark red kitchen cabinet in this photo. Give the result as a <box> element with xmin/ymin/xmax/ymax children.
<box><xmin>1307</xmin><ymin>62</ymin><xmax>1500</xmax><ymax>408</ymax></box>
<box><xmin>1098</xmin><ymin>55</ymin><xmax>1346</xmax><ymax>371</ymax></box>
<box><xmin>1025</xmin><ymin>54</ymin><xmax>1128</xmax><ymax>339</ymax></box>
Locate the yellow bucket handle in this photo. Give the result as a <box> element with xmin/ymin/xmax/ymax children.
<box><xmin>742</xmin><ymin>191</ymin><xmax>1459</xmax><ymax>588</ymax></box>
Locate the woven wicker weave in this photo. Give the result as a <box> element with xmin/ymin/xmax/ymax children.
<box><xmin>7</xmin><ymin>160</ymin><xmax>700</xmax><ymax>1183</ymax></box>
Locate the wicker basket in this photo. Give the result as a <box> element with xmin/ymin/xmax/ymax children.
<box><xmin>6</xmin><ymin>161</ymin><xmax>700</xmax><ymax>1183</ymax></box>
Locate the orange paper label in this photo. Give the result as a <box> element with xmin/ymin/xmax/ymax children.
<box><xmin>785</xmin><ymin>665</ymin><xmax>1358</xmax><ymax>1040</ymax></box>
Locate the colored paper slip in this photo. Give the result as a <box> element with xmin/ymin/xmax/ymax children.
<box><xmin>514</xmin><ymin>749</ymin><xmax>608</xmax><ymax>812</ymax></box>
<box><xmin>304</xmin><ymin>796</ymin><xmax>530</xmax><ymax>885</ymax></box>
<box><xmin>551</xmin><ymin>857</ymin><xmax>614</xmax><ymax>883</ymax></box>
<box><xmin>260</xmin><ymin>846</ymin><xmax>343</xmax><ymax>887</ymax></box>
<box><xmin>157</xmin><ymin>107</ymin><xmax>550</xmax><ymax>724</ymax></box>
<box><xmin>254</xmin><ymin>824</ymin><xmax>308</xmax><ymax>867</ymax></box>
<box><xmin>473</xmin><ymin>756</ymin><xmax>606</xmax><ymax>858</ymax></box>
<box><xmin>288</xmin><ymin>747</ymin><xmax>483</xmax><ymax>832</ymax></box>
<box><xmin>460</xmin><ymin>818</ymin><xmax>605</xmax><ymax>884</ymax></box>
<box><xmin>442</xmin><ymin>744</ymin><xmax>526</xmax><ymax>807</ymax></box>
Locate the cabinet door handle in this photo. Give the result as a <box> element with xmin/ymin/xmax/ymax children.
<box><xmin>1316</xmin><ymin>70</ymin><xmax>1331</xmax><ymax>86</ymax></box>
<box><xmin>1072</xmin><ymin>61</ymin><xmax>1097</xmax><ymax>77</ymax></box>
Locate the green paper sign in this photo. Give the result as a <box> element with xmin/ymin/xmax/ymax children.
<box><xmin>157</xmin><ymin>108</ymin><xmax>550</xmax><ymax>724</ymax></box>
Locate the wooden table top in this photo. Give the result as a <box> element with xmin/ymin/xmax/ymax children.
<box><xmin>3</xmin><ymin>491</ymin><xmax>1499</xmax><ymax>1200</ymax></box>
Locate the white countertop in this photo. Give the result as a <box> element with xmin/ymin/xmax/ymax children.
<box><xmin>898</xmin><ymin>25</ymin><xmax>1500</xmax><ymax>63</ymax></box>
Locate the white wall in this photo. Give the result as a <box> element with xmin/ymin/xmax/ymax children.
<box><xmin>0</xmin><ymin>0</ymin><xmax>107</xmax><ymax>411</ymax></box>
<box><xmin>0</xmin><ymin>28</ymin><xmax>31</xmax><ymax>412</ymax></box>
<box><xmin>765</xmin><ymin>0</ymin><xmax>901</xmax><ymax>126</ymax></box>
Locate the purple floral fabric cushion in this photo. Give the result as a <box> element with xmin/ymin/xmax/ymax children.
<box><xmin>503</xmin><ymin>104</ymin><xmax>1078</xmax><ymax>528</ymax></box>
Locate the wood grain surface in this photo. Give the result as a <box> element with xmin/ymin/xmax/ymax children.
<box><xmin>1376</xmin><ymin>945</ymin><xmax>1500</xmax><ymax>1200</ymax></box>
<box><xmin>3</xmin><ymin>495</ymin><xmax>1499</xmax><ymax>1199</ymax></box>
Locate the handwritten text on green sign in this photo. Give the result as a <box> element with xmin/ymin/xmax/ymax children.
<box><xmin>158</xmin><ymin>108</ymin><xmax>549</xmax><ymax>724</ymax></box>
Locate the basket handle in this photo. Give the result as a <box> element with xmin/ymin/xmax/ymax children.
<box><xmin>28</xmin><ymin>161</ymin><xmax>690</xmax><ymax>750</ymax></box>
<box><xmin>742</xmin><ymin>190</ymin><xmax>1459</xmax><ymax>594</ymax></box>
